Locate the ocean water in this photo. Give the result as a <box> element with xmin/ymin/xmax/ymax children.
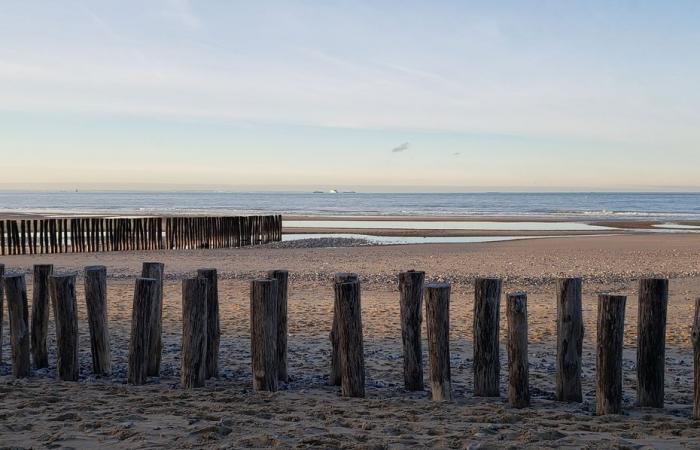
<box><xmin>0</xmin><ymin>191</ymin><xmax>699</xmax><ymax>220</ymax></box>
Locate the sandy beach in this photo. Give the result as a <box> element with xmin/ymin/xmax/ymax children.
<box><xmin>1</xmin><ymin>233</ymin><xmax>700</xmax><ymax>448</ymax></box>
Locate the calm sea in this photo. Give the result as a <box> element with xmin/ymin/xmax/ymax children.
<box><xmin>0</xmin><ymin>191</ymin><xmax>699</xmax><ymax>220</ymax></box>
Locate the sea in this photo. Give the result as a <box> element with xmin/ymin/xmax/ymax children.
<box><xmin>0</xmin><ymin>191</ymin><xmax>699</xmax><ymax>221</ymax></box>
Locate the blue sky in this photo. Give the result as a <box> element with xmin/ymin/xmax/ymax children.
<box><xmin>1</xmin><ymin>1</ymin><xmax>699</xmax><ymax>191</ymax></box>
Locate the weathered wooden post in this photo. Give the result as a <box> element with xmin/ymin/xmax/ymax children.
<box><xmin>0</xmin><ymin>264</ymin><xmax>4</xmax><ymax>362</ymax></box>
<box><xmin>128</xmin><ymin>277</ymin><xmax>156</xmax><ymax>385</ymax></box>
<box><xmin>4</xmin><ymin>273</ymin><xmax>31</xmax><ymax>378</ymax></box>
<box><xmin>84</xmin><ymin>266</ymin><xmax>111</xmax><ymax>376</ymax></box>
<box><xmin>637</xmin><ymin>278</ymin><xmax>668</xmax><ymax>408</ymax></box>
<box><xmin>507</xmin><ymin>291</ymin><xmax>530</xmax><ymax>408</ymax></box>
<box><xmin>596</xmin><ymin>294</ymin><xmax>626</xmax><ymax>415</ymax></box>
<box><xmin>268</xmin><ymin>269</ymin><xmax>289</xmax><ymax>382</ymax></box>
<box><xmin>250</xmin><ymin>278</ymin><xmax>278</xmax><ymax>392</ymax></box>
<box><xmin>50</xmin><ymin>274</ymin><xmax>80</xmax><ymax>381</ymax></box>
<box><xmin>142</xmin><ymin>262</ymin><xmax>164</xmax><ymax>377</ymax></box>
<box><xmin>399</xmin><ymin>270</ymin><xmax>425</xmax><ymax>391</ymax></box>
<box><xmin>473</xmin><ymin>277</ymin><xmax>502</xmax><ymax>397</ymax></box>
<box><xmin>425</xmin><ymin>282</ymin><xmax>452</xmax><ymax>401</ymax></box>
<box><xmin>693</xmin><ymin>297</ymin><xmax>700</xmax><ymax>420</ymax></box>
<box><xmin>335</xmin><ymin>279</ymin><xmax>365</xmax><ymax>398</ymax></box>
<box><xmin>30</xmin><ymin>264</ymin><xmax>53</xmax><ymax>369</ymax></box>
<box><xmin>330</xmin><ymin>273</ymin><xmax>358</xmax><ymax>386</ymax></box>
<box><xmin>556</xmin><ymin>277</ymin><xmax>584</xmax><ymax>402</ymax></box>
<box><xmin>181</xmin><ymin>277</ymin><xmax>208</xmax><ymax>388</ymax></box>
<box><xmin>197</xmin><ymin>268</ymin><xmax>220</xmax><ymax>379</ymax></box>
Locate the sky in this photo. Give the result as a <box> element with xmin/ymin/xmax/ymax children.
<box><xmin>1</xmin><ymin>0</ymin><xmax>699</xmax><ymax>191</ymax></box>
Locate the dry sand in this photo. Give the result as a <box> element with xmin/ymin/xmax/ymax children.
<box><xmin>1</xmin><ymin>234</ymin><xmax>700</xmax><ymax>448</ymax></box>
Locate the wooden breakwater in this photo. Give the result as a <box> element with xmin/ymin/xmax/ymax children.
<box><xmin>1</xmin><ymin>263</ymin><xmax>699</xmax><ymax>418</ymax></box>
<box><xmin>0</xmin><ymin>215</ymin><xmax>282</xmax><ymax>255</ymax></box>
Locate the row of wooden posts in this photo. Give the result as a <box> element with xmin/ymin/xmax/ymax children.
<box><xmin>1</xmin><ymin>264</ymin><xmax>699</xmax><ymax>419</ymax></box>
<box><xmin>0</xmin><ymin>215</ymin><xmax>282</xmax><ymax>255</ymax></box>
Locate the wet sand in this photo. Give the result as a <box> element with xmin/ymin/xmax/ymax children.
<box><xmin>1</xmin><ymin>234</ymin><xmax>700</xmax><ymax>448</ymax></box>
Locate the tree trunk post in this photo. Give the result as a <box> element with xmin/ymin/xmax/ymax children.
<box><xmin>507</xmin><ymin>291</ymin><xmax>530</xmax><ymax>408</ymax></box>
<box><xmin>0</xmin><ymin>264</ymin><xmax>4</xmax><ymax>363</ymax></box>
<box><xmin>637</xmin><ymin>278</ymin><xmax>668</xmax><ymax>408</ymax></box>
<box><xmin>31</xmin><ymin>264</ymin><xmax>53</xmax><ymax>369</ymax></box>
<box><xmin>399</xmin><ymin>270</ymin><xmax>425</xmax><ymax>391</ymax></box>
<box><xmin>181</xmin><ymin>277</ymin><xmax>208</xmax><ymax>388</ymax></box>
<box><xmin>141</xmin><ymin>262</ymin><xmax>164</xmax><ymax>377</ymax></box>
<box><xmin>50</xmin><ymin>274</ymin><xmax>80</xmax><ymax>381</ymax></box>
<box><xmin>556</xmin><ymin>277</ymin><xmax>584</xmax><ymax>402</ymax></box>
<box><xmin>425</xmin><ymin>282</ymin><xmax>452</xmax><ymax>401</ymax></box>
<box><xmin>596</xmin><ymin>294</ymin><xmax>627</xmax><ymax>415</ymax></box>
<box><xmin>84</xmin><ymin>265</ymin><xmax>111</xmax><ymax>376</ymax></box>
<box><xmin>4</xmin><ymin>273</ymin><xmax>31</xmax><ymax>378</ymax></box>
<box><xmin>268</xmin><ymin>269</ymin><xmax>289</xmax><ymax>382</ymax></box>
<box><xmin>128</xmin><ymin>277</ymin><xmax>156</xmax><ymax>385</ymax></box>
<box><xmin>197</xmin><ymin>268</ymin><xmax>220</xmax><ymax>379</ymax></box>
<box><xmin>330</xmin><ymin>273</ymin><xmax>358</xmax><ymax>386</ymax></box>
<box><xmin>473</xmin><ymin>277</ymin><xmax>502</xmax><ymax>397</ymax></box>
<box><xmin>693</xmin><ymin>297</ymin><xmax>700</xmax><ymax>420</ymax></box>
<box><xmin>250</xmin><ymin>278</ymin><xmax>278</xmax><ymax>392</ymax></box>
<box><xmin>335</xmin><ymin>279</ymin><xmax>365</xmax><ymax>398</ymax></box>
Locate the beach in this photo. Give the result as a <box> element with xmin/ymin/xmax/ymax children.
<box><xmin>1</xmin><ymin>232</ymin><xmax>700</xmax><ymax>448</ymax></box>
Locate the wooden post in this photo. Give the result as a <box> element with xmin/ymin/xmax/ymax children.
<box><xmin>142</xmin><ymin>262</ymin><xmax>164</xmax><ymax>377</ymax></box>
<box><xmin>473</xmin><ymin>277</ymin><xmax>502</xmax><ymax>397</ymax></box>
<box><xmin>128</xmin><ymin>277</ymin><xmax>156</xmax><ymax>385</ymax></box>
<box><xmin>335</xmin><ymin>279</ymin><xmax>365</xmax><ymax>398</ymax></box>
<box><xmin>197</xmin><ymin>268</ymin><xmax>220</xmax><ymax>379</ymax></box>
<box><xmin>637</xmin><ymin>278</ymin><xmax>668</xmax><ymax>408</ymax></box>
<box><xmin>596</xmin><ymin>294</ymin><xmax>626</xmax><ymax>415</ymax></box>
<box><xmin>268</xmin><ymin>269</ymin><xmax>289</xmax><ymax>382</ymax></box>
<box><xmin>3</xmin><ymin>274</ymin><xmax>31</xmax><ymax>378</ymax></box>
<box><xmin>399</xmin><ymin>270</ymin><xmax>425</xmax><ymax>391</ymax></box>
<box><xmin>250</xmin><ymin>278</ymin><xmax>278</xmax><ymax>392</ymax></box>
<box><xmin>182</xmin><ymin>277</ymin><xmax>208</xmax><ymax>388</ymax></box>
<box><xmin>330</xmin><ymin>273</ymin><xmax>358</xmax><ymax>385</ymax></box>
<box><xmin>693</xmin><ymin>298</ymin><xmax>700</xmax><ymax>420</ymax></box>
<box><xmin>556</xmin><ymin>277</ymin><xmax>584</xmax><ymax>402</ymax></box>
<box><xmin>0</xmin><ymin>264</ymin><xmax>4</xmax><ymax>362</ymax></box>
<box><xmin>507</xmin><ymin>292</ymin><xmax>530</xmax><ymax>408</ymax></box>
<box><xmin>84</xmin><ymin>266</ymin><xmax>111</xmax><ymax>376</ymax></box>
<box><xmin>425</xmin><ymin>282</ymin><xmax>451</xmax><ymax>401</ymax></box>
<box><xmin>30</xmin><ymin>264</ymin><xmax>53</xmax><ymax>369</ymax></box>
<box><xmin>50</xmin><ymin>274</ymin><xmax>80</xmax><ymax>381</ymax></box>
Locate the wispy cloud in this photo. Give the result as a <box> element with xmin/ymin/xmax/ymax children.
<box><xmin>391</xmin><ymin>142</ymin><xmax>410</xmax><ymax>153</ymax></box>
<box><xmin>161</xmin><ymin>0</ymin><xmax>202</xmax><ymax>30</ymax></box>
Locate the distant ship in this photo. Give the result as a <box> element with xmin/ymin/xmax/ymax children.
<box><xmin>329</xmin><ymin>189</ymin><xmax>338</xmax><ymax>194</ymax></box>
